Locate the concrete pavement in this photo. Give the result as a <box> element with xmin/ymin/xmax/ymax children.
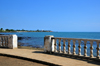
<box><xmin>0</xmin><ymin>49</ymin><xmax>100</xmax><ymax>66</ymax></box>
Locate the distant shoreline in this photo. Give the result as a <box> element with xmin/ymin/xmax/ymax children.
<box><xmin>0</xmin><ymin>31</ymin><xmax>52</xmax><ymax>33</ymax></box>
<box><xmin>0</xmin><ymin>31</ymin><xmax>53</xmax><ymax>33</ymax></box>
<box><xmin>0</xmin><ymin>28</ymin><xmax>53</xmax><ymax>32</ymax></box>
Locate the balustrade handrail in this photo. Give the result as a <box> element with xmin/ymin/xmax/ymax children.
<box><xmin>0</xmin><ymin>35</ymin><xmax>9</xmax><ymax>37</ymax></box>
<box><xmin>51</xmin><ymin>37</ymin><xmax>100</xmax><ymax>42</ymax></box>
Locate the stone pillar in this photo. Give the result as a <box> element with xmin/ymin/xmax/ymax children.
<box><xmin>44</xmin><ymin>35</ymin><xmax>54</xmax><ymax>53</ymax></box>
<box><xmin>8</xmin><ymin>35</ymin><xmax>17</xmax><ymax>49</ymax></box>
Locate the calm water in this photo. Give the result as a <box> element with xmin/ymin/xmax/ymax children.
<box><xmin>0</xmin><ymin>32</ymin><xmax>100</xmax><ymax>56</ymax></box>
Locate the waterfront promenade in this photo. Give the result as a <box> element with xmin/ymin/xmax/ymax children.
<box><xmin>0</xmin><ymin>48</ymin><xmax>100</xmax><ymax>66</ymax></box>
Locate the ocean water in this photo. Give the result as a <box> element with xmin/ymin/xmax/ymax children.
<box><xmin>0</xmin><ymin>32</ymin><xmax>100</xmax><ymax>56</ymax></box>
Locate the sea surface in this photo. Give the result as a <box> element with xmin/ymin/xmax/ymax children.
<box><xmin>0</xmin><ymin>32</ymin><xmax>100</xmax><ymax>56</ymax></box>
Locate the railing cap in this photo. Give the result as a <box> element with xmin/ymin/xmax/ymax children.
<box><xmin>45</xmin><ymin>35</ymin><xmax>54</xmax><ymax>37</ymax></box>
<box><xmin>51</xmin><ymin>37</ymin><xmax>100</xmax><ymax>41</ymax></box>
<box><xmin>0</xmin><ymin>34</ymin><xmax>17</xmax><ymax>37</ymax></box>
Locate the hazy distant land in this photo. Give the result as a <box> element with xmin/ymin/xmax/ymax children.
<box><xmin>0</xmin><ymin>28</ymin><xmax>52</xmax><ymax>32</ymax></box>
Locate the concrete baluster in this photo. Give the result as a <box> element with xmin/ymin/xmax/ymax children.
<box><xmin>63</xmin><ymin>39</ymin><xmax>66</xmax><ymax>54</ymax></box>
<box><xmin>78</xmin><ymin>40</ymin><xmax>81</xmax><ymax>56</ymax></box>
<box><xmin>68</xmin><ymin>40</ymin><xmax>71</xmax><ymax>54</ymax></box>
<box><xmin>54</xmin><ymin>39</ymin><xmax>57</xmax><ymax>53</ymax></box>
<box><xmin>6</xmin><ymin>36</ymin><xmax>8</xmax><ymax>47</ymax></box>
<box><xmin>4</xmin><ymin>36</ymin><xmax>6</xmax><ymax>46</ymax></box>
<box><xmin>96</xmin><ymin>42</ymin><xmax>100</xmax><ymax>59</ymax></box>
<box><xmin>6</xmin><ymin>37</ymin><xmax>8</xmax><ymax>46</ymax></box>
<box><xmin>73</xmin><ymin>40</ymin><xmax>76</xmax><ymax>55</ymax></box>
<box><xmin>90</xmin><ymin>41</ymin><xmax>93</xmax><ymax>58</ymax></box>
<box><xmin>58</xmin><ymin>39</ymin><xmax>61</xmax><ymax>53</ymax></box>
<box><xmin>2</xmin><ymin>37</ymin><xmax>3</xmax><ymax>46</ymax></box>
<box><xmin>84</xmin><ymin>41</ymin><xmax>87</xmax><ymax>57</ymax></box>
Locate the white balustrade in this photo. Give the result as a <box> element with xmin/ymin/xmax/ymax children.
<box><xmin>44</xmin><ymin>35</ymin><xmax>100</xmax><ymax>60</ymax></box>
<box><xmin>0</xmin><ymin>35</ymin><xmax>17</xmax><ymax>49</ymax></box>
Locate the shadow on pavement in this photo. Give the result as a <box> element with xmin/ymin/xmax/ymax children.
<box><xmin>33</xmin><ymin>51</ymin><xmax>100</xmax><ymax>66</ymax></box>
<box><xmin>0</xmin><ymin>53</ymin><xmax>61</xmax><ymax>66</ymax></box>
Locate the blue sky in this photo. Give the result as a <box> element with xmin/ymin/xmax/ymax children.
<box><xmin>0</xmin><ymin>0</ymin><xmax>100</xmax><ymax>32</ymax></box>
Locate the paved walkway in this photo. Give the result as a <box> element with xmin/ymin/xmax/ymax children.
<box><xmin>0</xmin><ymin>49</ymin><xmax>100</xmax><ymax>66</ymax></box>
<box><xmin>0</xmin><ymin>56</ymin><xmax>47</xmax><ymax>66</ymax></box>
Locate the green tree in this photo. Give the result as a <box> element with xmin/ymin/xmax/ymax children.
<box><xmin>22</xmin><ymin>29</ymin><xmax>25</xmax><ymax>31</ymax></box>
<box><xmin>0</xmin><ymin>28</ymin><xmax>3</xmax><ymax>31</ymax></box>
<box><xmin>10</xmin><ymin>29</ymin><xmax>14</xmax><ymax>31</ymax></box>
<box><xmin>36</xmin><ymin>29</ymin><xmax>40</xmax><ymax>32</ymax></box>
<box><xmin>6</xmin><ymin>29</ymin><xmax>9</xmax><ymax>31</ymax></box>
